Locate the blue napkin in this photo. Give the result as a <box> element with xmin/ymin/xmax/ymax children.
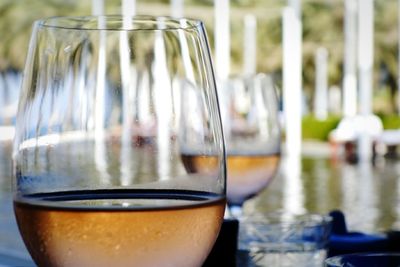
<box><xmin>328</xmin><ymin>210</ymin><xmax>390</xmax><ymax>257</ymax></box>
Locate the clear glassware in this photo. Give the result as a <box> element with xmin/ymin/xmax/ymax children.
<box><xmin>221</xmin><ymin>74</ymin><xmax>281</xmax><ymax>215</ymax></box>
<box><xmin>181</xmin><ymin>73</ymin><xmax>280</xmax><ymax>216</ymax></box>
<box><xmin>12</xmin><ymin>16</ymin><xmax>226</xmax><ymax>267</ymax></box>
<box><xmin>238</xmin><ymin>212</ymin><xmax>332</xmax><ymax>267</ymax></box>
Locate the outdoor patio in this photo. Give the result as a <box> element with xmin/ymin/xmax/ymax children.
<box><xmin>2</xmin><ymin>0</ymin><xmax>400</xmax><ymax>266</ymax></box>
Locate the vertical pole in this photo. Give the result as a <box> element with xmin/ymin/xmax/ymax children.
<box><xmin>314</xmin><ymin>47</ymin><xmax>329</xmax><ymax>120</ymax></box>
<box><xmin>358</xmin><ymin>0</ymin><xmax>374</xmax><ymax>116</ymax></box>
<box><xmin>357</xmin><ymin>0</ymin><xmax>374</xmax><ymax>161</ymax></box>
<box><xmin>282</xmin><ymin>0</ymin><xmax>304</xmax><ymax>213</ymax></box>
<box><xmin>92</xmin><ymin>0</ymin><xmax>104</xmax><ymax>16</ymax></box>
<box><xmin>282</xmin><ymin>1</ymin><xmax>304</xmax><ymax>215</ymax></box>
<box><xmin>283</xmin><ymin>6</ymin><xmax>302</xmax><ymax>156</ymax></box>
<box><xmin>171</xmin><ymin>0</ymin><xmax>184</xmax><ymax>18</ymax></box>
<box><xmin>214</xmin><ymin>0</ymin><xmax>230</xmax><ymax>80</ymax></box>
<box><xmin>243</xmin><ymin>14</ymin><xmax>257</xmax><ymax>76</ymax></box>
<box><xmin>343</xmin><ymin>0</ymin><xmax>358</xmax><ymax>117</ymax></box>
<box><xmin>122</xmin><ymin>0</ymin><xmax>136</xmax><ymax>17</ymax></box>
<box><xmin>288</xmin><ymin>0</ymin><xmax>301</xmax><ymax>18</ymax></box>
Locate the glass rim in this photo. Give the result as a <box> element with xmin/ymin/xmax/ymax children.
<box><xmin>35</xmin><ymin>15</ymin><xmax>204</xmax><ymax>32</ymax></box>
<box><xmin>325</xmin><ymin>252</ymin><xmax>400</xmax><ymax>265</ymax></box>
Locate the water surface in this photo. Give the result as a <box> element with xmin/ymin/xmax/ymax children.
<box><xmin>2</xmin><ymin>140</ymin><xmax>400</xmax><ymax>260</ymax></box>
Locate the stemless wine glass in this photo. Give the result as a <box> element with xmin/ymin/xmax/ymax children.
<box><xmin>12</xmin><ymin>16</ymin><xmax>226</xmax><ymax>267</ymax></box>
<box><xmin>221</xmin><ymin>74</ymin><xmax>281</xmax><ymax>215</ymax></box>
<box><xmin>181</xmin><ymin>74</ymin><xmax>280</xmax><ymax>216</ymax></box>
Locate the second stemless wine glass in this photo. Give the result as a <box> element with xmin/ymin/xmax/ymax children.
<box><xmin>13</xmin><ymin>16</ymin><xmax>225</xmax><ymax>267</ymax></box>
<box><xmin>182</xmin><ymin>74</ymin><xmax>280</xmax><ymax>216</ymax></box>
<box><xmin>223</xmin><ymin>74</ymin><xmax>281</xmax><ymax>215</ymax></box>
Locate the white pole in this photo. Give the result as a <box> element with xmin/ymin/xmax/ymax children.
<box><xmin>357</xmin><ymin>0</ymin><xmax>374</xmax><ymax>162</ymax></box>
<box><xmin>328</xmin><ymin>85</ymin><xmax>342</xmax><ymax>115</ymax></box>
<box><xmin>243</xmin><ymin>14</ymin><xmax>257</xmax><ymax>76</ymax></box>
<box><xmin>122</xmin><ymin>0</ymin><xmax>136</xmax><ymax>17</ymax></box>
<box><xmin>343</xmin><ymin>0</ymin><xmax>358</xmax><ymax>117</ymax></box>
<box><xmin>214</xmin><ymin>0</ymin><xmax>230</xmax><ymax>80</ymax></box>
<box><xmin>92</xmin><ymin>0</ymin><xmax>104</xmax><ymax>16</ymax></box>
<box><xmin>314</xmin><ymin>47</ymin><xmax>328</xmax><ymax>120</ymax></box>
<box><xmin>283</xmin><ymin>6</ymin><xmax>302</xmax><ymax>156</ymax></box>
<box><xmin>171</xmin><ymin>0</ymin><xmax>184</xmax><ymax>18</ymax></box>
<box><xmin>358</xmin><ymin>0</ymin><xmax>373</xmax><ymax>116</ymax></box>
<box><xmin>288</xmin><ymin>0</ymin><xmax>301</xmax><ymax>18</ymax></box>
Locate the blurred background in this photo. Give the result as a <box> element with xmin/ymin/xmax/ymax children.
<box><xmin>2</xmin><ymin>0</ymin><xmax>400</xmax><ymax>133</ymax></box>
